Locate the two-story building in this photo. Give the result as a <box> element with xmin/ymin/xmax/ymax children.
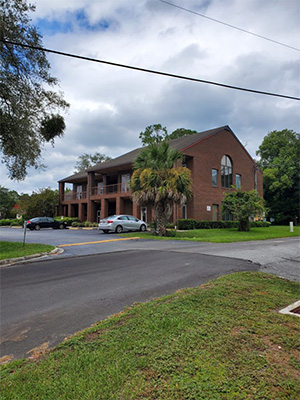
<box><xmin>58</xmin><ymin>125</ymin><xmax>263</xmax><ymax>223</ymax></box>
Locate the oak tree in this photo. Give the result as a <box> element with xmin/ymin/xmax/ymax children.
<box><xmin>256</xmin><ymin>129</ymin><xmax>300</xmax><ymax>224</ymax></box>
<box><xmin>74</xmin><ymin>152</ymin><xmax>112</xmax><ymax>172</ymax></box>
<box><xmin>0</xmin><ymin>0</ymin><xmax>69</xmax><ymax>180</ymax></box>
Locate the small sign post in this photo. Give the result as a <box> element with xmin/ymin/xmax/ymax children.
<box><xmin>23</xmin><ymin>221</ymin><xmax>27</xmax><ymax>247</ymax></box>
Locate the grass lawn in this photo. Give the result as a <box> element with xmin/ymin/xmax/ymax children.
<box><xmin>124</xmin><ymin>225</ymin><xmax>300</xmax><ymax>243</ymax></box>
<box><xmin>1</xmin><ymin>272</ymin><xmax>299</xmax><ymax>399</ymax></box>
<box><xmin>0</xmin><ymin>241</ymin><xmax>55</xmax><ymax>260</ymax></box>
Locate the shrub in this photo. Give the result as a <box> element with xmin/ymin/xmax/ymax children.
<box><xmin>55</xmin><ymin>217</ymin><xmax>79</xmax><ymax>226</ymax></box>
<box><xmin>10</xmin><ymin>219</ymin><xmax>24</xmax><ymax>226</ymax></box>
<box><xmin>177</xmin><ymin>219</ymin><xmax>197</xmax><ymax>230</ymax></box>
<box><xmin>251</xmin><ymin>221</ymin><xmax>271</xmax><ymax>228</ymax></box>
<box><xmin>166</xmin><ymin>223</ymin><xmax>175</xmax><ymax>229</ymax></box>
<box><xmin>194</xmin><ymin>220</ymin><xmax>239</xmax><ymax>229</ymax></box>
<box><xmin>84</xmin><ymin>221</ymin><xmax>92</xmax><ymax>227</ymax></box>
<box><xmin>166</xmin><ymin>229</ymin><xmax>177</xmax><ymax>237</ymax></box>
<box><xmin>0</xmin><ymin>218</ymin><xmax>24</xmax><ymax>226</ymax></box>
<box><xmin>0</xmin><ymin>219</ymin><xmax>12</xmax><ymax>226</ymax></box>
<box><xmin>71</xmin><ymin>221</ymin><xmax>79</xmax><ymax>227</ymax></box>
<box><xmin>177</xmin><ymin>220</ymin><xmax>270</xmax><ymax>230</ymax></box>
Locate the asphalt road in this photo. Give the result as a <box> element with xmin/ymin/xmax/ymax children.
<box><xmin>1</xmin><ymin>248</ymin><xmax>257</xmax><ymax>360</ymax></box>
<box><xmin>0</xmin><ymin>227</ymin><xmax>299</xmax><ymax>361</ymax></box>
<box><xmin>1</xmin><ymin>227</ymin><xmax>300</xmax><ymax>281</ymax></box>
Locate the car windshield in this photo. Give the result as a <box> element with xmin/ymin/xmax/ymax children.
<box><xmin>30</xmin><ymin>218</ymin><xmax>40</xmax><ymax>222</ymax></box>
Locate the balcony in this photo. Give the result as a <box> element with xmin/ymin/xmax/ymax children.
<box><xmin>62</xmin><ymin>191</ymin><xmax>87</xmax><ymax>201</ymax></box>
<box><xmin>91</xmin><ymin>183</ymin><xmax>131</xmax><ymax>197</ymax></box>
<box><xmin>61</xmin><ymin>185</ymin><xmax>131</xmax><ymax>203</ymax></box>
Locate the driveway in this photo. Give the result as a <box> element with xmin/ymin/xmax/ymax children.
<box><xmin>1</xmin><ymin>249</ymin><xmax>258</xmax><ymax>361</ymax></box>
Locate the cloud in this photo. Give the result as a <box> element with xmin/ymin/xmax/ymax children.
<box><xmin>2</xmin><ymin>0</ymin><xmax>299</xmax><ymax>194</ymax></box>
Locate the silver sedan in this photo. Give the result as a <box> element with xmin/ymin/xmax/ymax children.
<box><xmin>98</xmin><ymin>215</ymin><xmax>147</xmax><ymax>233</ymax></box>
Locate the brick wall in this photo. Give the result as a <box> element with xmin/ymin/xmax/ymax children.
<box><xmin>183</xmin><ymin>129</ymin><xmax>263</xmax><ymax>220</ymax></box>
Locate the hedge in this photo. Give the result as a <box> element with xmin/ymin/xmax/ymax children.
<box><xmin>71</xmin><ymin>221</ymin><xmax>98</xmax><ymax>228</ymax></box>
<box><xmin>55</xmin><ymin>217</ymin><xmax>80</xmax><ymax>226</ymax></box>
<box><xmin>0</xmin><ymin>218</ymin><xmax>24</xmax><ymax>226</ymax></box>
<box><xmin>177</xmin><ymin>219</ymin><xmax>271</xmax><ymax>230</ymax></box>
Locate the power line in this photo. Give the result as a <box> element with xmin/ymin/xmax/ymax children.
<box><xmin>158</xmin><ymin>0</ymin><xmax>300</xmax><ymax>52</ymax></box>
<box><xmin>2</xmin><ymin>39</ymin><xmax>300</xmax><ymax>101</ymax></box>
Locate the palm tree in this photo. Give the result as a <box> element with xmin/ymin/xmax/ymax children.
<box><xmin>130</xmin><ymin>141</ymin><xmax>193</xmax><ymax>236</ymax></box>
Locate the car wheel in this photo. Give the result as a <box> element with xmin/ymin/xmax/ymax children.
<box><xmin>115</xmin><ymin>225</ymin><xmax>123</xmax><ymax>233</ymax></box>
<box><xmin>35</xmin><ymin>225</ymin><xmax>40</xmax><ymax>231</ymax></box>
<box><xmin>59</xmin><ymin>224</ymin><xmax>64</xmax><ymax>229</ymax></box>
<box><xmin>140</xmin><ymin>224</ymin><xmax>146</xmax><ymax>232</ymax></box>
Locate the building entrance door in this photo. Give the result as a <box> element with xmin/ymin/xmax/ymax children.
<box><xmin>141</xmin><ymin>207</ymin><xmax>147</xmax><ymax>222</ymax></box>
<box><xmin>212</xmin><ymin>204</ymin><xmax>219</xmax><ymax>221</ymax></box>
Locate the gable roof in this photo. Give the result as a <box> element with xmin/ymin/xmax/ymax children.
<box><xmin>58</xmin><ymin>125</ymin><xmax>244</xmax><ymax>183</ymax></box>
<box><xmin>168</xmin><ymin>125</ymin><xmax>231</xmax><ymax>151</ymax></box>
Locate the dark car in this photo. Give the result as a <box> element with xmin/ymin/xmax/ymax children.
<box><xmin>26</xmin><ymin>217</ymin><xmax>67</xmax><ymax>231</ymax></box>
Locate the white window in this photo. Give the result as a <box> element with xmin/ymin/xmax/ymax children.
<box><xmin>254</xmin><ymin>166</ymin><xmax>258</xmax><ymax>190</ymax></box>
<box><xmin>212</xmin><ymin>169</ymin><xmax>218</xmax><ymax>186</ymax></box>
<box><xmin>76</xmin><ymin>185</ymin><xmax>82</xmax><ymax>199</ymax></box>
<box><xmin>97</xmin><ymin>182</ymin><xmax>104</xmax><ymax>194</ymax></box>
<box><xmin>121</xmin><ymin>174</ymin><xmax>130</xmax><ymax>192</ymax></box>
<box><xmin>141</xmin><ymin>207</ymin><xmax>147</xmax><ymax>222</ymax></box>
<box><xmin>236</xmin><ymin>174</ymin><xmax>241</xmax><ymax>189</ymax></box>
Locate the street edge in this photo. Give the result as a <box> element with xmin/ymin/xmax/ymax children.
<box><xmin>0</xmin><ymin>247</ymin><xmax>64</xmax><ymax>267</ymax></box>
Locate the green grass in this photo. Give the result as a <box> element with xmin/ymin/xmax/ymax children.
<box><xmin>0</xmin><ymin>241</ymin><xmax>55</xmax><ymax>260</ymax></box>
<box><xmin>1</xmin><ymin>272</ymin><xmax>299</xmax><ymax>399</ymax></box>
<box><xmin>125</xmin><ymin>225</ymin><xmax>300</xmax><ymax>242</ymax></box>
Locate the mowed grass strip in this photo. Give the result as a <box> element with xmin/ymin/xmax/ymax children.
<box><xmin>124</xmin><ymin>225</ymin><xmax>300</xmax><ymax>242</ymax></box>
<box><xmin>0</xmin><ymin>241</ymin><xmax>55</xmax><ymax>260</ymax></box>
<box><xmin>1</xmin><ymin>272</ymin><xmax>299</xmax><ymax>399</ymax></box>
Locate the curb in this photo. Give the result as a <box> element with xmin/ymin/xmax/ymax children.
<box><xmin>0</xmin><ymin>247</ymin><xmax>64</xmax><ymax>267</ymax></box>
<box><xmin>69</xmin><ymin>227</ymin><xmax>98</xmax><ymax>230</ymax></box>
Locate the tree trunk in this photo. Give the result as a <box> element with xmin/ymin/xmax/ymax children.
<box><xmin>155</xmin><ymin>202</ymin><xmax>168</xmax><ymax>236</ymax></box>
<box><xmin>238</xmin><ymin>218</ymin><xmax>250</xmax><ymax>231</ymax></box>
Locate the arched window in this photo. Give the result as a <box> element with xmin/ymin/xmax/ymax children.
<box><xmin>221</xmin><ymin>155</ymin><xmax>233</xmax><ymax>188</ymax></box>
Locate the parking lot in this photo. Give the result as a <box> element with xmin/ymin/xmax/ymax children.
<box><xmin>0</xmin><ymin>226</ymin><xmax>141</xmax><ymax>257</ymax></box>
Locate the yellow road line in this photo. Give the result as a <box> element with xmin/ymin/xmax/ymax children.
<box><xmin>57</xmin><ymin>237</ymin><xmax>141</xmax><ymax>247</ymax></box>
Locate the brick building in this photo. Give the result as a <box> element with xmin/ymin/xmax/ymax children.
<box><xmin>58</xmin><ymin>125</ymin><xmax>263</xmax><ymax>223</ymax></box>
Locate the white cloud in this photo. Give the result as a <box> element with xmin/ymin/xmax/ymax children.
<box><xmin>2</xmin><ymin>0</ymin><xmax>299</xmax><ymax>194</ymax></box>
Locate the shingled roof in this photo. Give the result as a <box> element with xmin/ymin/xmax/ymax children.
<box><xmin>59</xmin><ymin>125</ymin><xmax>233</xmax><ymax>183</ymax></box>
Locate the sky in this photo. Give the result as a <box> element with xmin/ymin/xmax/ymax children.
<box><xmin>2</xmin><ymin>0</ymin><xmax>300</xmax><ymax>193</ymax></box>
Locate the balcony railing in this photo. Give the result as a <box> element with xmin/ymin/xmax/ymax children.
<box><xmin>91</xmin><ymin>184</ymin><xmax>131</xmax><ymax>196</ymax></box>
<box><xmin>63</xmin><ymin>191</ymin><xmax>87</xmax><ymax>201</ymax></box>
<box><xmin>62</xmin><ymin>184</ymin><xmax>131</xmax><ymax>202</ymax></box>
